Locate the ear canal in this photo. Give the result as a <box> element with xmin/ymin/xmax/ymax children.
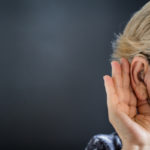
<box><xmin>138</xmin><ymin>70</ymin><xmax>144</xmax><ymax>81</ymax></box>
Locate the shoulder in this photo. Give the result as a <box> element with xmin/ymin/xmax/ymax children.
<box><xmin>85</xmin><ymin>132</ymin><xmax>122</xmax><ymax>150</ymax></box>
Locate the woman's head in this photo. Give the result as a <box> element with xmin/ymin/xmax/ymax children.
<box><xmin>110</xmin><ymin>1</ymin><xmax>150</xmax><ymax>103</ymax></box>
<box><xmin>111</xmin><ymin>1</ymin><xmax>150</xmax><ymax>63</ymax></box>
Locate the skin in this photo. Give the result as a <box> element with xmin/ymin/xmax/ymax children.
<box><xmin>103</xmin><ymin>56</ymin><xmax>150</xmax><ymax>150</ymax></box>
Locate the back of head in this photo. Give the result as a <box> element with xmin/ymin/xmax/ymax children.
<box><xmin>111</xmin><ymin>1</ymin><xmax>150</xmax><ymax>63</ymax></box>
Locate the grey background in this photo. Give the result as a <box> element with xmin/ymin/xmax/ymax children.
<box><xmin>0</xmin><ymin>0</ymin><xmax>148</xmax><ymax>149</ymax></box>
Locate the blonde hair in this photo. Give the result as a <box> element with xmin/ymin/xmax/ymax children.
<box><xmin>110</xmin><ymin>1</ymin><xmax>150</xmax><ymax>63</ymax></box>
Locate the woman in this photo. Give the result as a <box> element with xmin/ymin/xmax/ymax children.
<box><xmin>86</xmin><ymin>1</ymin><xmax>150</xmax><ymax>150</ymax></box>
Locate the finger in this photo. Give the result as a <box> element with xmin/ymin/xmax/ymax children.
<box><xmin>103</xmin><ymin>75</ymin><xmax>118</xmax><ymax>123</ymax></box>
<box><xmin>103</xmin><ymin>75</ymin><xmax>116</xmax><ymax>101</ymax></box>
<box><xmin>121</xmin><ymin>58</ymin><xmax>130</xmax><ymax>88</ymax></box>
<box><xmin>111</xmin><ymin>61</ymin><xmax>122</xmax><ymax>90</ymax></box>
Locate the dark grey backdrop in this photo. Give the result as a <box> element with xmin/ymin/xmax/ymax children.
<box><xmin>0</xmin><ymin>0</ymin><xmax>148</xmax><ymax>150</ymax></box>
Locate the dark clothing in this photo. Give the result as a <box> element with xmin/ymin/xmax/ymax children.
<box><xmin>85</xmin><ymin>132</ymin><xmax>122</xmax><ymax>150</ymax></box>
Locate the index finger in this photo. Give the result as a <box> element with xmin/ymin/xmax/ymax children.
<box><xmin>103</xmin><ymin>75</ymin><xmax>116</xmax><ymax>99</ymax></box>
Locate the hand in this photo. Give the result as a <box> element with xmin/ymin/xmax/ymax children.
<box><xmin>103</xmin><ymin>58</ymin><xmax>150</xmax><ymax>149</ymax></box>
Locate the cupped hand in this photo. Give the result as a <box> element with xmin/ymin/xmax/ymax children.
<box><xmin>103</xmin><ymin>58</ymin><xmax>150</xmax><ymax>148</ymax></box>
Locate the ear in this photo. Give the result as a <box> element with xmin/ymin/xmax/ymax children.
<box><xmin>130</xmin><ymin>55</ymin><xmax>149</xmax><ymax>101</ymax></box>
